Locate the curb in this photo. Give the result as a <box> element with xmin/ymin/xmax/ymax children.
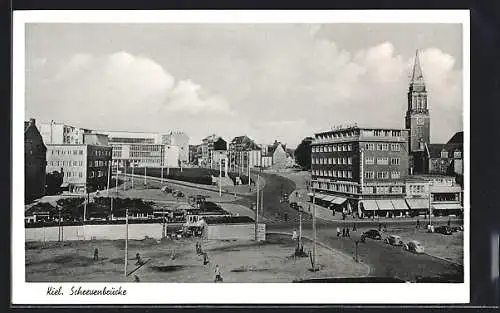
<box><xmin>423</xmin><ymin>253</ymin><xmax>463</xmax><ymax>266</ymax></box>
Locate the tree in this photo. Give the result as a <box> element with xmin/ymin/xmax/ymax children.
<box><xmin>45</xmin><ymin>170</ymin><xmax>64</xmax><ymax>195</ymax></box>
<box><xmin>294</xmin><ymin>137</ymin><xmax>313</xmax><ymax>170</ymax></box>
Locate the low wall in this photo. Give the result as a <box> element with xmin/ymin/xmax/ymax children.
<box><xmin>205</xmin><ymin>223</ymin><xmax>266</xmax><ymax>241</ymax></box>
<box><xmin>25</xmin><ymin>223</ymin><xmax>164</xmax><ymax>242</ymax></box>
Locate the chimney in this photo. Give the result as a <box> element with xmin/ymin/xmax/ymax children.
<box><xmin>29</xmin><ymin>118</ymin><xmax>36</xmax><ymax>126</ymax></box>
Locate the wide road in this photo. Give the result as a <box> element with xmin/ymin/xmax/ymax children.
<box><xmin>236</xmin><ymin>171</ymin><xmax>463</xmax><ymax>282</ymax></box>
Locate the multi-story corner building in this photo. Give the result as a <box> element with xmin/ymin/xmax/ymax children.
<box><xmin>39</xmin><ymin>121</ymin><xmax>92</xmax><ymax>145</ymax></box>
<box><xmin>228</xmin><ymin>135</ymin><xmax>261</xmax><ymax>172</ymax></box>
<box><xmin>311</xmin><ymin>126</ymin><xmax>410</xmax><ymax>217</ymax></box>
<box><xmin>405</xmin><ymin>50</ymin><xmax>431</xmax><ymax>174</ymax></box>
<box><xmin>45</xmin><ymin>143</ymin><xmax>112</xmax><ymax>193</ymax></box>
<box><xmin>25</xmin><ymin>118</ymin><xmax>47</xmax><ymax>202</ymax></box>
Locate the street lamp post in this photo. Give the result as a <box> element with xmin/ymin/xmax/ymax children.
<box><xmin>124</xmin><ymin>208</ymin><xmax>129</xmax><ymax>277</ymax></box>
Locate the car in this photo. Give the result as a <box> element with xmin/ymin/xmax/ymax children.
<box><xmin>361</xmin><ymin>229</ymin><xmax>382</xmax><ymax>241</ymax></box>
<box><xmin>404</xmin><ymin>240</ymin><xmax>425</xmax><ymax>254</ymax></box>
<box><xmin>173</xmin><ymin>190</ymin><xmax>185</xmax><ymax>198</ymax></box>
<box><xmin>289</xmin><ymin>202</ymin><xmax>298</xmax><ymax>209</ymax></box>
<box><xmin>161</xmin><ymin>186</ymin><xmax>173</xmax><ymax>193</ymax></box>
<box><xmin>434</xmin><ymin>225</ymin><xmax>453</xmax><ymax>235</ymax></box>
<box><xmin>384</xmin><ymin>235</ymin><xmax>404</xmax><ymax>246</ymax></box>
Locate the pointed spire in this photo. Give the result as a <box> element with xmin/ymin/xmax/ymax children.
<box><xmin>411</xmin><ymin>49</ymin><xmax>425</xmax><ymax>84</ymax></box>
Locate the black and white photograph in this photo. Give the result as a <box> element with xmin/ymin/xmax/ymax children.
<box><xmin>13</xmin><ymin>10</ymin><xmax>470</xmax><ymax>304</ymax></box>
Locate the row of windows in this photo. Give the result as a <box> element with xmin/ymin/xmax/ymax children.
<box><xmin>93</xmin><ymin>150</ymin><xmax>110</xmax><ymax>157</ymax></box>
<box><xmin>409</xmin><ymin>185</ymin><xmax>426</xmax><ymax>193</ymax></box>
<box><xmin>51</xmin><ymin>149</ymin><xmax>84</xmax><ymax>156</ymax></box>
<box><xmin>364</xmin><ymin>171</ymin><xmax>400</xmax><ymax>179</ymax></box>
<box><xmin>440</xmin><ymin>150</ymin><xmax>462</xmax><ymax>159</ymax></box>
<box><xmin>365</xmin><ymin>157</ymin><xmax>400</xmax><ymax>165</ymax></box>
<box><xmin>363</xmin><ymin>143</ymin><xmax>401</xmax><ymax>151</ymax></box>
<box><xmin>91</xmin><ymin>160</ymin><xmax>108</xmax><ymax>167</ymax></box>
<box><xmin>49</xmin><ymin>160</ymin><xmax>84</xmax><ymax>167</ymax></box>
<box><xmin>312</xmin><ymin>157</ymin><xmax>353</xmax><ymax>165</ymax></box>
<box><xmin>362</xmin><ymin>186</ymin><xmax>403</xmax><ymax>194</ymax></box>
<box><xmin>89</xmin><ymin>171</ymin><xmax>105</xmax><ymax>178</ymax></box>
<box><xmin>313</xmin><ymin>182</ymin><xmax>358</xmax><ymax>194</ymax></box>
<box><xmin>315</xmin><ymin>130</ymin><xmax>359</xmax><ymax>141</ymax></box>
<box><xmin>312</xmin><ymin>169</ymin><xmax>353</xmax><ymax>179</ymax></box>
<box><xmin>312</xmin><ymin>144</ymin><xmax>353</xmax><ymax>153</ymax></box>
<box><xmin>65</xmin><ymin>171</ymin><xmax>83</xmax><ymax>178</ymax></box>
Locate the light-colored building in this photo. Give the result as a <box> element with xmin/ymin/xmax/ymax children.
<box><xmin>261</xmin><ymin>156</ymin><xmax>273</xmax><ymax>168</ymax></box>
<box><xmin>200</xmin><ymin>134</ymin><xmax>226</xmax><ymax>168</ymax></box>
<box><xmin>311</xmin><ymin>125</ymin><xmax>410</xmax><ymax>217</ymax></box>
<box><xmin>46</xmin><ymin>144</ymin><xmax>112</xmax><ymax>193</ymax></box>
<box><xmin>164</xmin><ymin>145</ymin><xmax>180</xmax><ymax>167</ymax></box>
<box><xmin>271</xmin><ymin>143</ymin><xmax>288</xmax><ymax>169</ymax></box>
<box><xmin>39</xmin><ymin>121</ymin><xmax>91</xmax><ymax>145</ymax></box>
<box><xmin>161</xmin><ymin>132</ymin><xmax>189</xmax><ymax>164</ymax></box>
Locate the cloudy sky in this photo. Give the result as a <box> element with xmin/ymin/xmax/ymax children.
<box><xmin>25</xmin><ymin>23</ymin><xmax>463</xmax><ymax>147</ymax></box>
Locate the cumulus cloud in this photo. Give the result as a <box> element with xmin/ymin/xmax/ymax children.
<box><xmin>25</xmin><ymin>24</ymin><xmax>462</xmax><ymax>145</ymax></box>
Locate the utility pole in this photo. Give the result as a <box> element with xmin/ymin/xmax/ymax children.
<box><xmin>161</xmin><ymin>166</ymin><xmax>164</xmax><ymax>184</ymax></box>
<box><xmin>106</xmin><ymin>161</ymin><xmax>111</xmax><ymax>197</ymax></box>
<box><xmin>144</xmin><ymin>167</ymin><xmax>147</xmax><ymax>185</ymax></box>
<box><xmin>260</xmin><ymin>174</ymin><xmax>264</xmax><ymax>216</ymax></box>
<box><xmin>124</xmin><ymin>208</ymin><xmax>129</xmax><ymax>277</ymax></box>
<box><xmin>312</xmin><ymin>181</ymin><xmax>317</xmax><ymax>271</ymax></box>
<box><xmin>248</xmin><ymin>151</ymin><xmax>251</xmax><ymax>187</ymax></box>
<box><xmin>219</xmin><ymin>157</ymin><xmax>222</xmax><ymax>197</ymax></box>
<box><xmin>115</xmin><ymin>162</ymin><xmax>119</xmax><ymax>194</ymax></box>
<box><xmin>83</xmin><ymin>188</ymin><xmax>87</xmax><ymax>222</ymax></box>
<box><xmin>298</xmin><ymin>207</ymin><xmax>302</xmax><ymax>249</ymax></box>
<box><xmin>256</xmin><ymin>175</ymin><xmax>260</xmax><ymax>218</ymax></box>
<box><xmin>428</xmin><ymin>181</ymin><xmax>432</xmax><ymax>228</ymax></box>
<box><xmin>131</xmin><ymin>163</ymin><xmax>134</xmax><ymax>189</ymax></box>
<box><xmin>123</xmin><ymin>162</ymin><xmax>127</xmax><ymax>190</ymax></box>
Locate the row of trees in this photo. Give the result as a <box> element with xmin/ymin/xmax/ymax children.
<box><xmin>293</xmin><ymin>137</ymin><xmax>314</xmax><ymax>170</ymax></box>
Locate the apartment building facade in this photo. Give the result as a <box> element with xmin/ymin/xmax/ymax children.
<box><xmin>311</xmin><ymin>126</ymin><xmax>410</xmax><ymax>217</ymax></box>
<box><xmin>39</xmin><ymin>121</ymin><xmax>92</xmax><ymax>145</ymax></box>
<box><xmin>45</xmin><ymin>144</ymin><xmax>112</xmax><ymax>193</ymax></box>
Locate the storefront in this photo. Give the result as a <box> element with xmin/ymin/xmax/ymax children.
<box><xmin>405</xmin><ymin>198</ymin><xmax>430</xmax><ymax>217</ymax></box>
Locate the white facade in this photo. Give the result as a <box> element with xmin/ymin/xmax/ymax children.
<box><xmin>248</xmin><ymin>150</ymin><xmax>262</xmax><ymax>168</ymax></box>
<box><xmin>272</xmin><ymin>144</ymin><xmax>288</xmax><ymax>168</ymax></box>
<box><xmin>162</xmin><ymin>132</ymin><xmax>190</xmax><ymax>163</ymax></box>
<box><xmin>164</xmin><ymin>145</ymin><xmax>180</xmax><ymax>167</ymax></box>
<box><xmin>39</xmin><ymin>122</ymin><xmax>89</xmax><ymax>145</ymax></box>
<box><xmin>261</xmin><ymin>156</ymin><xmax>273</xmax><ymax>168</ymax></box>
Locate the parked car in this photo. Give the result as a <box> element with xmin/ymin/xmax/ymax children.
<box><xmin>289</xmin><ymin>202</ymin><xmax>298</xmax><ymax>209</ymax></box>
<box><xmin>173</xmin><ymin>190</ymin><xmax>185</xmax><ymax>198</ymax></box>
<box><xmin>361</xmin><ymin>229</ymin><xmax>382</xmax><ymax>241</ymax></box>
<box><xmin>384</xmin><ymin>235</ymin><xmax>404</xmax><ymax>246</ymax></box>
<box><xmin>434</xmin><ymin>225</ymin><xmax>453</xmax><ymax>235</ymax></box>
<box><xmin>161</xmin><ymin>186</ymin><xmax>173</xmax><ymax>193</ymax></box>
<box><xmin>404</xmin><ymin>240</ymin><xmax>425</xmax><ymax>254</ymax></box>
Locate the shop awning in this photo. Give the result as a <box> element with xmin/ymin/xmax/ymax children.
<box><xmin>322</xmin><ymin>195</ymin><xmax>336</xmax><ymax>202</ymax></box>
<box><xmin>406</xmin><ymin>198</ymin><xmax>430</xmax><ymax>210</ymax></box>
<box><xmin>376</xmin><ymin>200</ymin><xmax>395</xmax><ymax>210</ymax></box>
<box><xmin>391</xmin><ymin>199</ymin><xmax>409</xmax><ymax>211</ymax></box>
<box><xmin>360</xmin><ymin>200</ymin><xmax>379</xmax><ymax>211</ymax></box>
<box><xmin>307</xmin><ymin>192</ymin><xmax>314</xmax><ymax>197</ymax></box>
<box><xmin>331</xmin><ymin>197</ymin><xmax>347</xmax><ymax>205</ymax></box>
<box><xmin>432</xmin><ymin>203</ymin><xmax>463</xmax><ymax>210</ymax></box>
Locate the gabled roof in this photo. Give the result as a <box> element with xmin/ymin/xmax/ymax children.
<box><xmin>230</xmin><ymin>135</ymin><xmax>260</xmax><ymax>150</ymax></box>
<box><xmin>446</xmin><ymin>132</ymin><xmax>463</xmax><ymax>145</ymax></box>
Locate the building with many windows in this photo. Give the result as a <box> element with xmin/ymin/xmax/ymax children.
<box><xmin>39</xmin><ymin>121</ymin><xmax>92</xmax><ymax>145</ymax></box>
<box><xmin>45</xmin><ymin>143</ymin><xmax>112</xmax><ymax>193</ymax></box>
<box><xmin>426</xmin><ymin>131</ymin><xmax>464</xmax><ymax>176</ymax></box>
<box><xmin>25</xmin><ymin>119</ymin><xmax>47</xmax><ymax>202</ymax></box>
<box><xmin>310</xmin><ymin>126</ymin><xmax>410</xmax><ymax>217</ymax></box>
<box><xmin>160</xmin><ymin>132</ymin><xmax>190</xmax><ymax>164</ymax></box>
<box><xmin>228</xmin><ymin>135</ymin><xmax>262</xmax><ymax>173</ymax></box>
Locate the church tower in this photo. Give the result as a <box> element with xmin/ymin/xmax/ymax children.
<box><xmin>405</xmin><ymin>49</ymin><xmax>430</xmax><ymax>153</ymax></box>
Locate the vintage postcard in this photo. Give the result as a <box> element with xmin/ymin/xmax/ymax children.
<box><xmin>13</xmin><ymin>10</ymin><xmax>470</xmax><ymax>304</ymax></box>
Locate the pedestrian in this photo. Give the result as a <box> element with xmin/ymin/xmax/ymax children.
<box><xmin>292</xmin><ymin>229</ymin><xmax>297</xmax><ymax>240</ymax></box>
<box><xmin>214</xmin><ymin>264</ymin><xmax>222</xmax><ymax>282</ymax></box>
<box><xmin>447</xmin><ymin>218</ymin><xmax>451</xmax><ymax>227</ymax></box>
<box><xmin>378</xmin><ymin>223</ymin><xmax>381</xmax><ymax>231</ymax></box>
<box><xmin>93</xmin><ymin>248</ymin><xmax>99</xmax><ymax>261</ymax></box>
<box><xmin>416</xmin><ymin>219</ymin><xmax>420</xmax><ymax>229</ymax></box>
<box><xmin>342</xmin><ymin>227</ymin><xmax>346</xmax><ymax>237</ymax></box>
<box><xmin>134</xmin><ymin>275</ymin><xmax>141</xmax><ymax>282</ymax></box>
<box><xmin>353</xmin><ymin>223</ymin><xmax>357</xmax><ymax>232</ymax></box>
<box><xmin>203</xmin><ymin>252</ymin><xmax>209</xmax><ymax>265</ymax></box>
<box><xmin>336</xmin><ymin>227</ymin><xmax>341</xmax><ymax>238</ymax></box>
<box><xmin>346</xmin><ymin>227</ymin><xmax>350</xmax><ymax>237</ymax></box>
<box><xmin>135</xmin><ymin>252</ymin><xmax>142</xmax><ymax>266</ymax></box>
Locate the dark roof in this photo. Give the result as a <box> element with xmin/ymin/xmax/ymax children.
<box><xmin>447</xmin><ymin>132</ymin><xmax>463</xmax><ymax>145</ymax></box>
<box><xmin>24</xmin><ymin>121</ymin><xmax>30</xmax><ymax>132</ymax></box>
<box><xmin>230</xmin><ymin>135</ymin><xmax>260</xmax><ymax>150</ymax></box>
<box><xmin>427</xmin><ymin>144</ymin><xmax>445</xmax><ymax>158</ymax></box>
<box><xmin>203</xmin><ymin>215</ymin><xmax>255</xmax><ymax>225</ymax></box>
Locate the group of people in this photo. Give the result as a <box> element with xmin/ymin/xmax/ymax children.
<box><xmin>336</xmin><ymin>226</ymin><xmax>352</xmax><ymax>238</ymax></box>
<box><xmin>196</xmin><ymin>242</ymin><xmax>210</xmax><ymax>265</ymax></box>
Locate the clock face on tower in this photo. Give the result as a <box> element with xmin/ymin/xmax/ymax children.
<box><xmin>416</xmin><ymin>116</ymin><xmax>424</xmax><ymax>125</ymax></box>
